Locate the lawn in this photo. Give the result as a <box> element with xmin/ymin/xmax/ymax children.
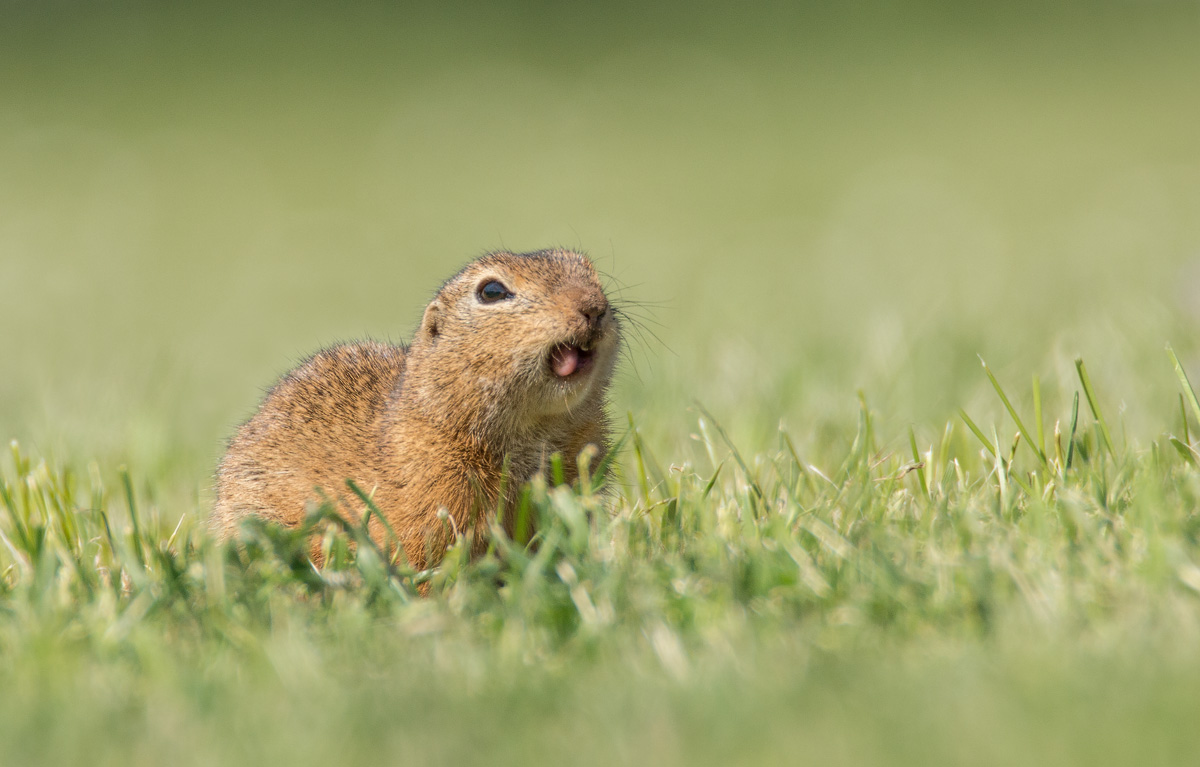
<box><xmin>3</xmin><ymin>2</ymin><xmax>1200</xmax><ymax>764</ymax></box>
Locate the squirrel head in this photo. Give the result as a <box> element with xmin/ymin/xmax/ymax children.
<box><xmin>407</xmin><ymin>249</ymin><xmax>619</xmax><ymax>432</ymax></box>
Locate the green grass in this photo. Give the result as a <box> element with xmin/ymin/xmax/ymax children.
<box><xmin>6</xmin><ymin>351</ymin><xmax>1200</xmax><ymax>764</ymax></box>
<box><xmin>5</xmin><ymin>0</ymin><xmax>1200</xmax><ymax>763</ymax></box>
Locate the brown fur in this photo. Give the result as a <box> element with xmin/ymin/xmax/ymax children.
<box><xmin>212</xmin><ymin>249</ymin><xmax>618</xmax><ymax>569</ymax></box>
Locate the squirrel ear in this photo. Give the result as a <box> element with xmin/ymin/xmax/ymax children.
<box><xmin>419</xmin><ymin>300</ymin><xmax>442</xmax><ymax>342</ymax></box>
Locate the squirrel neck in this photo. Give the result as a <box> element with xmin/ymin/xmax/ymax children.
<box><xmin>386</xmin><ymin>344</ymin><xmax>586</xmax><ymax>474</ymax></box>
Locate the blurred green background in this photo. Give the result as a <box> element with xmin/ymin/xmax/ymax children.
<box><xmin>2</xmin><ymin>0</ymin><xmax>1199</xmax><ymax>488</ymax></box>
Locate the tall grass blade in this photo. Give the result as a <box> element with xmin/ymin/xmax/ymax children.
<box><xmin>702</xmin><ymin>460</ymin><xmax>725</xmax><ymax>499</ymax></box>
<box><xmin>119</xmin><ymin>466</ymin><xmax>146</xmax><ymax>568</ymax></box>
<box><xmin>0</xmin><ymin>475</ymin><xmax>31</xmax><ymax>553</ymax></box>
<box><xmin>346</xmin><ymin>479</ymin><xmax>406</xmax><ymax>569</ymax></box>
<box><xmin>937</xmin><ymin>420</ymin><xmax>954</xmax><ymax>480</ymax></box>
<box><xmin>959</xmin><ymin>409</ymin><xmax>997</xmax><ymax>458</ymax></box>
<box><xmin>1032</xmin><ymin>374</ymin><xmax>1046</xmax><ymax>457</ymax></box>
<box><xmin>513</xmin><ymin>485</ymin><xmax>533</xmax><ymax>547</ymax></box>
<box><xmin>858</xmin><ymin>391</ymin><xmax>875</xmax><ymax>461</ymax></box>
<box><xmin>628</xmin><ymin>412</ymin><xmax>653</xmax><ymax>505</ymax></box>
<box><xmin>1181</xmin><ymin>394</ymin><xmax>1191</xmax><ymax>446</ymax></box>
<box><xmin>1066</xmin><ymin>392</ymin><xmax>1080</xmax><ymax>470</ymax></box>
<box><xmin>1074</xmin><ymin>358</ymin><xmax>1115</xmax><ymax>458</ymax></box>
<box><xmin>979</xmin><ymin>356</ymin><xmax>1047</xmax><ymax>466</ymax></box>
<box><xmin>1167</xmin><ymin>345</ymin><xmax>1200</xmax><ymax>433</ymax></box>
<box><xmin>908</xmin><ymin>426</ymin><xmax>928</xmax><ymax>497</ymax></box>
<box><xmin>1169</xmin><ymin>437</ymin><xmax>1198</xmax><ymax>467</ymax></box>
<box><xmin>549</xmin><ymin>452</ymin><xmax>566</xmax><ymax>487</ymax></box>
<box><xmin>695</xmin><ymin>403</ymin><xmax>764</xmax><ymax>502</ymax></box>
<box><xmin>779</xmin><ymin>426</ymin><xmax>807</xmax><ymax>486</ymax></box>
<box><xmin>591</xmin><ymin>431</ymin><xmax>629</xmax><ymax>493</ymax></box>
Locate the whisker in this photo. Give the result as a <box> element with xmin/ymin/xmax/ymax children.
<box><xmin>610</xmin><ymin>296</ymin><xmax>671</xmax><ymax>313</ymax></box>
<box><xmin>614</xmin><ymin>309</ymin><xmax>668</xmax><ymax>330</ymax></box>
<box><xmin>612</xmin><ymin>308</ymin><xmax>673</xmax><ymax>357</ymax></box>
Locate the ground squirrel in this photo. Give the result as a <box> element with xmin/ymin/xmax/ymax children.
<box><xmin>212</xmin><ymin>249</ymin><xmax>620</xmax><ymax>569</ymax></box>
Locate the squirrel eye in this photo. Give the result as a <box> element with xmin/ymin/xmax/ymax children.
<box><xmin>477</xmin><ymin>280</ymin><xmax>513</xmax><ymax>303</ymax></box>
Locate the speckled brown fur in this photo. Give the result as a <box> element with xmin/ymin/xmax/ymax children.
<box><xmin>212</xmin><ymin>249</ymin><xmax>618</xmax><ymax>570</ymax></box>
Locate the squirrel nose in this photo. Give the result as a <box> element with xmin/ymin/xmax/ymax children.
<box><xmin>580</xmin><ymin>298</ymin><xmax>608</xmax><ymax>326</ymax></box>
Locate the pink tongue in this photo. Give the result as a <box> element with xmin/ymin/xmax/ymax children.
<box><xmin>552</xmin><ymin>345</ymin><xmax>580</xmax><ymax>377</ymax></box>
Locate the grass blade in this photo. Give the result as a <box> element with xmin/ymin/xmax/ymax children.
<box><xmin>695</xmin><ymin>403</ymin><xmax>764</xmax><ymax>503</ymax></box>
<box><xmin>1167</xmin><ymin>345</ymin><xmax>1200</xmax><ymax>433</ymax></box>
<box><xmin>1074</xmin><ymin>358</ymin><xmax>1115</xmax><ymax>458</ymax></box>
<box><xmin>591</xmin><ymin>430</ymin><xmax>629</xmax><ymax>493</ymax></box>
<box><xmin>937</xmin><ymin>420</ymin><xmax>954</xmax><ymax>480</ymax></box>
<box><xmin>959</xmin><ymin>409</ymin><xmax>997</xmax><ymax>458</ymax></box>
<box><xmin>701</xmin><ymin>460</ymin><xmax>725</xmax><ymax>499</ymax></box>
<box><xmin>1181</xmin><ymin>394</ymin><xmax>1191</xmax><ymax>446</ymax></box>
<box><xmin>1169</xmin><ymin>437</ymin><xmax>1198</xmax><ymax>467</ymax></box>
<box><xmin>908</xmin><ymin>426</ymin><xmax>928</xmax><ymax>497</ymax></box>
<box><xmin>779</xmin><ymin>426</ymin><xmax>808</xmax><ymax>488</ymax></box>
<box><xmin>979</xmin><ymin>356</ymin><xmax>1047</xmax><ymax>467</ymax></box>
<box><xmin>628</xmin><ymin>412</ymin><xmax>653</xmax><ymax>505</ymax></box>
<box><xmin>1066</xmin><ymin>392</ymin><xmax>1080</xmax><ymax>471</ymax></box>
<box><xmin>346</xmin><ymin>479</ymin><xmax>407</xmax><ymax>570</ymax></box>
<box><xmin>119</xmin><ymin>466</ymin><xmax>146</xmax><ymax>568</ymax></box>
<box><xmin>858</xmin><ymin>391</ymin><xmax>876</xmax><ymax>463</ymax></box>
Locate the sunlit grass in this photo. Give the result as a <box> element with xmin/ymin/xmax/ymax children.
<box><xmin>5</xmin><ymin>348</ymin><xmax>1200</xmax><ymax>764</ymax></box>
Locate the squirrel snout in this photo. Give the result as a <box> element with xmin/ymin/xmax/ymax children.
<box><xmin>579</xmin><ymin>297</ymin><xmax>609</xmax><ymax>326</ymax></box>
<box><xmin>562</xmin><ymin>288</ymin><xmax>610</xmax><ymax>339</ymax></box>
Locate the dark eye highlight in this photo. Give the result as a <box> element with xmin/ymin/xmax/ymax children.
<box><xmin>477</xmin><ymin>280</ymin><xmax>513</xmax><ymax>303</ymax></box>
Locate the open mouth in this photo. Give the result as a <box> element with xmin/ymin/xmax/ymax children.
<box><xmin>549</xmin><ymin>342</ymin><xmax>596</xmax><ymax>379</ymax></box>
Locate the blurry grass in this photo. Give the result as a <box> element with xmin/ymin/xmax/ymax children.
<box><xmin>7</xmin><ymin>349</ymin><xmax>1200</xmax><ymax>763</ymax></box>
